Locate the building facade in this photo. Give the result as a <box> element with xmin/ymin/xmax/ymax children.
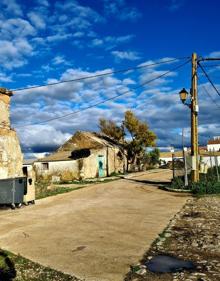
<box><xmin>34</xmin><ymin>131</ymin><xmax>126</xmax><ymax>181</ymax></box>
<box><xmin>207</xmin><ymin>136</ymin><xmax>220</xmax><ymax>152</ymax></box>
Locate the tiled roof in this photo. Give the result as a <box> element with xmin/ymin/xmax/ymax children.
<box><xmin>208</xmin><ymin>139</ymin><xmax>220</xmax><ymax>145</ymax></box>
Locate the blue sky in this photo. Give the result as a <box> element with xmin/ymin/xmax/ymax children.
<box><xmin>0</xmin><ymin>0</ymin><xmax>220</xmax><ymax>157</ymax></box>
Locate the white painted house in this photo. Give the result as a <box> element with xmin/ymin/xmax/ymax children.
<box><xmin>207</xmin><ymin>136</ymin><xmax>220</xmax><ymax>152</ymax></box>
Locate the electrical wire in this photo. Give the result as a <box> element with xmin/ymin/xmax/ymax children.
<box><xmin>12</xmin><ymin>57</ymin><xmax>189</xmax><ymax>92</ymax></box>
<box><xmin>198</xmin><ymin>62</ymin><xmax>220</xmax><ymax>97</ymax></box>
<box><xmin>198</xmin><ymin>78</ymin><xmax>220</xmax><ymax>110</ymax></box>
<box><xmin>202</xmin><ymin>64</ymin><xmax>220</xmax><ymax>68</ymax></box>
<box><xmin>14</xmin><ymin>59</ymin><xmax>191</xmax><ymax>128</ymax></box>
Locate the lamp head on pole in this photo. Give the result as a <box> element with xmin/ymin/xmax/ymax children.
<box><xmin>179</xmin><ymin>88</ymin><xmax>189</xmax><ymax>104</ymax></box>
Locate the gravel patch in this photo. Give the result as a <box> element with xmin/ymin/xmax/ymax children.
<box><xmin>125</xmin><ymin>196</ymin><xmax>220</xmax><ymax>281</ymax></box>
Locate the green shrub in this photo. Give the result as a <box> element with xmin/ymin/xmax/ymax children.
<box><xmin>171</xmin><ymin>176</ymin><xmax>186</xmax><ymax>189</ymax></box>
<box><xmin>170</xmin><ymin>167</ymin><xmax>220</xmax><ymax>194</ymax></box>
<box><xmin>191</xmin><ymin>180</ymin><xmax>220</xmax><ymax>195</ymax></box>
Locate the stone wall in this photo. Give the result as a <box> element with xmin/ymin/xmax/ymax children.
<box><xmin>0</xmin><ymin>90</ymin><xmax>23</xmax><ymax>179</ymax></box>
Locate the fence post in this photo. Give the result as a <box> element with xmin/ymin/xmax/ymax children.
<box><xmin>214</xmin><ymin>154</ymin><xmax>219</xmax><ymax>182</ymax></box>
<box><xmin>183</xmin><ymin>147</ymin><xmax>188</xmax><ymax>187</ymax></box>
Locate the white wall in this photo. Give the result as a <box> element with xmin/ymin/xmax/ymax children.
<box><xmin>34</xmin><ymin>160</ymin><xmax>78</xmax><ymax>179</ymax></box>
<box><xmin>200</xmin><ymin>155</ymin><xmax>220</xmax><ymax>168</ymax></box>
<box><xmin>207</xmin><ymin>144</ymin><xmax>220</xmax><ymax>152</ymax></box>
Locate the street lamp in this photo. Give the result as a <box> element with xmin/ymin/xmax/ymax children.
<box><xmin>179</xmin><ymin>88</ymin><xmax>189</xmax><ymax>105</ymax></box>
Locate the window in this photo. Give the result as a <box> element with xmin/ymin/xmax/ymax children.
<box><xmin>42</xmin><ymin>162</ymin><xmax>49</xmax><ymax>170</ymax></box>
<box><xmin>71</xmin><ymin>149</ymin><xmax>91</xmax><ymax>160</ymax></box>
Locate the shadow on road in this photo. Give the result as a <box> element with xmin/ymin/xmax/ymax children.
<box><xmin>124</xmin><ymin>178</ymin><xmax>171</xmax><ymax>187</ymax></box>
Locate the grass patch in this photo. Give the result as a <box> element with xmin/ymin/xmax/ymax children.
<box><xmin>58</xmin><ymin>176</ymin><xmax>121</xmax><ymax>185</ymax></box>
<box><xmin>0</xmin><ymin>250</ymin><xmax>80</xmax><ymax>281</ymax></box>
<box><xmin>35</xmin><ymin>176</ymin><xmax>121</xmax><ymax>200</ymax></box>
<box><xmin>36</xmin><ymin>185</ymin><xmax>87</xmax><ymax>200</ymax></box>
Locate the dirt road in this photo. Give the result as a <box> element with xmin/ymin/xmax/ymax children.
<box><xmin>0</xmin><ymin>170</ymin><xmax>189</xmax><ymax>281</ymax></box>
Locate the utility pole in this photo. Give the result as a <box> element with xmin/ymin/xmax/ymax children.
<box><xmin>179</xmin><ymin>53</ymin><xmax>220</xmax><ymax>183</ymax></box>
<box><xmin>191</xmin><ymin>53</ymin><xmax>199</xmax><ymax>182</ymax></box>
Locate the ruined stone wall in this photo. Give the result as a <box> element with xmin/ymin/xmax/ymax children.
<box><xmin>107</xmin><ymin>146</ymin><xmax>125</xmax><ymax>175</ymax></box>
<box><xmin>0</xmin><ymin>92</ymin><xmax>23</xmax><ymax>179</ymax></box>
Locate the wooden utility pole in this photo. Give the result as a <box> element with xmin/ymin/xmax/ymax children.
<box><xmin>191</xmin><ymin>53</ymin><xmax>199</xmax><ymax>182</ymax></box>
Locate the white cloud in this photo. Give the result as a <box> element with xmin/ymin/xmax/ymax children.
<box><xmin>122</xmin><ymin>78</ymin><xmax>136</xmax><ymax>85</ymax></box>
<box><xmin>90</xmin><ymin>34</ymin><xmax>134</xmax><ymax>49</ymax></box>
<box><xmin>168</xmin><ymin>0</ymin><xmax>185</xmax><ymax>11</ymax></box>
<box><xmin>73</xmin><ymin>31</ymin><xmax>85</xmax><ymax>38</ymax></box>
<box><xmin>52</xmin><ymin>55</ymin><xmax>66</xmax><ymax>65</ymax></box>
<box><xmin>55</xmin><ymin>0</ymin><xmax>104</xmax><ymax>24</ymax></box>
<box><xmin>91</xmin><ymin>38</ymin><xmax>103</xmax><ymax>46</ymax></box>
<box><xmin>208</xmin><ymin>51</ymin><xmax>220</xmax><ymax>58</ymax></box>
<box><xmin>104</xmin><ymin>0</ymin><xmax>141</xmax><ymax>21</ymax></box>
<box><xmin>1</xmin><ymin>0</ymin><xmax>23</xmax><ymax>16</ymax></box>
<box><xmin>0</xmin><ymin>72</ymin><xmax>13</xmax><ymax>82</ymax></box>
<box><xmin>28</xmin><ymin>12</ymin><xmax>46</xmax><ymax>30</ymax></box>
<box><xmin>0</xmin><ymin>18</ymin><xmax>36</xmax><ymax>39</ymax></box>
<box><xmin>18</xmin><ymin>125</ymin><xmax>72</xmax><ymax>153</ymax></box>
<box><xmin>37</xmin><ymin>0</ymin><xmax>49</xmax><ymax>7</ymax></box>
<box><xmin>105</xmin><ymin>34</ymin><xmax>134</xmax><ymax>44</ymax></box>
<box><xmin>0</xmin><ymin>38</ymin><xmax>33</xmax><ymax>69</ymax></box>
<box><xmin>51</xmin><ymin>55</ymin><xmax>72</xmax><ymax>67</ymax></box>
<box><xmin>46</xmin><ymin>33</ymin><xmax>72</xmax><ymax>43</ymax></box>
<box><xmin>50</xmin><ymin>0</ymin><xmax>105</xmax><ymax>36</ymax></box>
<box><xmin>112</xmin><ymin>50</ymin><xmax>141</xmax><ymax>61</ymax></box>
<box><xmin>11</xmin><ymin>68</ymin><xmax>220</xmax><ymax>153</ymax></box>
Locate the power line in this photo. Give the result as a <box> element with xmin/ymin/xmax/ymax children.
<box><xmin>15</xmin><ymin>59</ymin><xmax>190</xmax><ymax>128</ymax></box>
<box><xmin>198</xmin><ymin>62</ymin><xmax>220</xmax><ymax>97</ymax></box>
<box><xmin>199</xmin><ymin>81</ymin><xmax>220</xmax><ymax>110</ymax></box>
<box><xmin>202</xmin><ymin>63</ymin><xmax>220</xmax><ymax>68</ymax></box>
<box><xmin>12</xmin><ymin>57</ymin><xmax>189</xmax><ymax>92</ymax></box>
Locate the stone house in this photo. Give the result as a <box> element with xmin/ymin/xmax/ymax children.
<box><xmin>34</xmin><ymin>131</ymin><xmax>126</xmax><ymax>181</ymax></box>
<box><xmin>0</xmin><ymin>88</ymin><xmax>23</xmax><ymax>179</ymax></box>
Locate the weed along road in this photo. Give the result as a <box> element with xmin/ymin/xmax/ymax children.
<box><xmin>0</xmin><ymin>169</ymin><xmax>189</xmax><ymax>281</ymax></box>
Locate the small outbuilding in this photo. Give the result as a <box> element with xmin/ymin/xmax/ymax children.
<box><xmin>34</xmin><ymin>131</ymin><xmax>126</xmax><ymax>181</ymax></box>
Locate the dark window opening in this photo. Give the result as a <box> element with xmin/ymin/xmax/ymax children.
<box><xmin>23</xmin><ymin>167</ymin><xmax>28</xmax><ymax>176</ymax></box>
<box><xmin>117</xmin><ymin>151</ymin><xmax>123</xmax><ymax>160</ymax></box>
<box><xmin>71</xmin><ymin>149</ymin><xmax>91</xmax><ymax>160</ymax></box>
<box><xmin>42</xmin><ymin>162</ymin><xmax>49</xmax><ymax>170</ymax></box>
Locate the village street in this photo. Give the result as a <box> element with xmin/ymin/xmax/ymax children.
<box><xmin>0</xmin><ymin>169</ymin><xmax>189</xmax><ymax>281</ymax></box>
